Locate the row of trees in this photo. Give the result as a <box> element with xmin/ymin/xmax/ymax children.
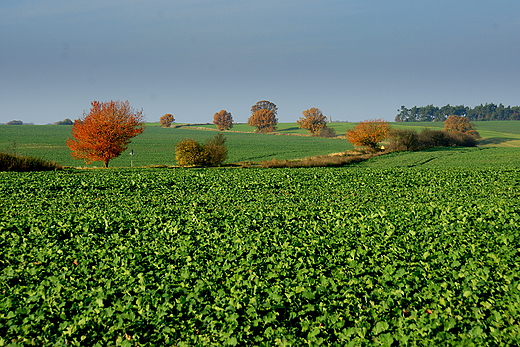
<box><xmin>161</xmin><ymin>100</ymin><xmax>335</xmax><ymax>137</ymax></box>
<box><xmin>396</xmin><ymin>103</ymin><xmax>520</xmax><ymax>122</ymax></box>
<box><xmin>65</xmin><ymin>99</ymin><xmax>482</xmax><ymax>168</ymax></box>
<box><xmin>346</xmin><ymin>115</ymin><xmax>480</xmax><ymax>151</ymax></box>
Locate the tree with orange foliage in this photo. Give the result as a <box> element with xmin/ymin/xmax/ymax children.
<box><xmin>444</xmin><ymin>115</ymin><xmax>480</xmax><ymax>138</ymax></box>
<box><xmin>160</xmin><ymin>114</ymin><xmax>175</xmax><ymax>127</ymax></box>
<box><xmin>248</xmin><ymin>109</ymin><xmax>278</xmax><ymax>133</ymax></box>
<box><xmin>67</xmin><ymin>100</ymin><xmax>145</xmax><ymax>167</ymax></box>
<box><xmin>345</xmin><ymin>119</ymin><xmax>390</xmax><ymax>151</ymax></box>
<box><xmin>213</xmin><ymin>110</ymin><xmax>234</xmax><ymax>131</ymax></box>
<box><xmin>249</xmin><ymin>100</ymin><xmax>278</xmax><ymax>133</ymax></box>
<box><xmin>297</xmin><ymin>108</ymin><xmax>327</xmax><ymax>135</ymax></box>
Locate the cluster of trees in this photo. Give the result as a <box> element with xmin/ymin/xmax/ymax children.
<box><xmin>55</xmin><ymin>118</ymin><xmax>73</xmax><ymax>125</ymax></box>
<box><xmin>65</xmin><ymin>99</ymin><xmax>484</xmax><ymax>168</ymax></box>
<box><xmin>5</xmin><ymin>120</ymin><xmax>24</xmax><ymax>125</ymax></box>
<box><xmin>346</xmin><ymin>115</ymin><xmax>480</xmax><ymax>152</ymax></box>
<box><xmin>396</xmin><ymin>103</ymin><xmax>520</xmax><ymax>122</ymax></box>
<box><xmin>66</xmin><ymin>100</ymin><xmax>229</xmax><ymax>168</ymax></box>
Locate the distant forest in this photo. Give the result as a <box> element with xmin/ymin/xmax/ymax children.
<box><xmin>395</xmin><ymin>103</ymin><xmax>520</xmax><ymax>122</ymax></box>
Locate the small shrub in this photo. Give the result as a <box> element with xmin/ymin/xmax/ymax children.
<box><xmin>0</xmin><ymin>152</ymin><xmax>62</xmax><ymax>171</ymax></box>
<box><xmin>448</xmin><ymin>131</ymin><xmax>478</xmax><ymax>147</ymax></box>
<box><xmin>466</xmin><ymin>130</ymin><xmax>481</xmax><ymax>139</ymax></box>
<box><xmin>316</xmin><ymin>126</ymin><xmax>337</xmax><ymax>138</ymax></box>
<box><xmin>175</xmin><ymin>134</ymin><xmax>228</xmax><ymax>167</ymax></box>
<box><xmin>388</xmin><ymin>129</ymin><xmax>420</xmax><ymax>151</ymax></box>
<box><xmin>204</xmin><ymin>133</ymin><xmax>228</xmax><ymax>166</ymax></box>
<box><xmin>175</xmin><ymin>139</ymin><xmax>209</xmax><ymax>166</ymax></box>
<box><xmin>418</xmin><ymin>129</ymin><xmax>452</xmax><ymax>148</ymax></box>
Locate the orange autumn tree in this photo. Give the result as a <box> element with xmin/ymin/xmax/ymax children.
<box><xmin>160</xmin><ymin>113</ymin><xmax>175</xmax><ymax>127</ymax></box>
<box><xmin>345</xmin><ymin>118</ymin><xmax>390</xmax><ymax>151</ymax></box>
<box><xmin>297</xmin><ymin>107</ymin><xmax>327</xmax><ymax>135</ymax></box>
<box><xmin>213</xmin><ymin>110</ymin><xmax>234</xmax><ymax>131</ymax></box>
<box><xmin>443</xmin><ymin>115</ymin><xmax>480</xmax><ymax>138</ymax></box>
<box><xmin>67</xmin><ymin>100</ymin><xmax>145</xmax><ymax>167</ymax></box>
<box><xmin>248</xmin><ymin>100</ymin><xmax>278</xmax><ymax>133</ymax></box>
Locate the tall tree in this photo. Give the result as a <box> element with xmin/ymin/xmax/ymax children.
<box><xmin>249</xmin><ymin>100</ymin><xmax>278</xmax><ymax>132</ymax></box>
<box><xmin>444</xmin><ymin>115</ymin><xmax>480</xmax><ymax>138</ymax></box>
<box><xmin>345</xmin><ymin>119</ymin><xmax>390</xmax><ymax>151</ymax></box>
<box><xmin>160</xmin><ymin>114</ymin><xmax>175</xmax><ymax>127</ymax></box>
<box><xmin>67</xmin><ymin>100</ymin><xmax>144</xmax><ymax>167</ymax></box>
<box><xmin>251</xmin><ymin>100</ymin><xmax>277</xmax><ymax>116</ymax></box>
<box><xmin>213</xmin><ymin>110</ymin><xmax>234</xmax><ymax>131</ymax></box>
<box><xmin>443</xmin><ymin>115</ymin><xmax>476</xmax><ymax>133</ymax></box>
<box><xmin>248</xmin><ymin>109</ymin><xmax>278</xmax><ymax>133</ymax></box>
<box><xmin>297</xmin><ymin>108</ymin><xmax>327</xmax><ymax>135</ymax></box>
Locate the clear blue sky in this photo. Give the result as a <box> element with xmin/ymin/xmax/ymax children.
<box><xmin>1</xmin><ymin>0</ymin><xmax>520</xmax><ymax>124</ymax></box>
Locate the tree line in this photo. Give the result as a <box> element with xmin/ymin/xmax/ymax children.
<box><xmin>396</xmin><ymin>103</ymin><xmax>520</xmax><ymax>122</ymax></box>
<box><xmin>53</xmin><ymin>98</ymin><xmax>486</xmax><ymax>168</ymax></box>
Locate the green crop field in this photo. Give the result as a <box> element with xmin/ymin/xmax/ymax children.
<box><xmin>1</xmin><ymin>121</ymin><xmax>520</xmax><ymax>345</ymax></box>
<box><xmin>1</xmin><ymin>167</ymin><xmax>519</xmax><ymax>345</ymax></box>
<box><xmin>357</xmin><ymin>147</ymin><xmax>520</xmax><ymax>169</ymax></box>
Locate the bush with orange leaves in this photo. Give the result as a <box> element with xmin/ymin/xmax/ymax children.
<box><xmin>66</xmin><ymin>100</ymin><xmax>145</xmax><ymax>168</ymax></box>
<box><xmin>345</xmin><ymin>119</ymin><xmax>390</xmax><ymax>151</ymax></box>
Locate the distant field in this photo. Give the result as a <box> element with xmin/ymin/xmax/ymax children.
<box><xmin>357</xmin><ymin>147</ymin><xmax>520</xmax><ymax>168</ymax></box>
<box><xmin>0</xmin><ymin>125</ymin><xmax>352</xmax><ymax>168</ymax></box>
<box><xmin>2</xmin><ymin>121</ymin><xmax>520</xmax><ymax>167</ymax></box>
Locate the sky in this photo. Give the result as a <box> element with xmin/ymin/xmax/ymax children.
<box><xmin>1</xmin><ymin>0</ymin><xmax>520</xmax><ymax>124</ymax></box>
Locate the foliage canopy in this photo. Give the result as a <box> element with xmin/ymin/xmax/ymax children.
<box><xmin>213</xmin><ymin>110</ymin><xmax>234</xmax><ymax>131</ymax></box>
<box><xmin>175</xmin><ymin>133</ymin><xmax>227</xmax><ymax>166</ymax></box>
<box><xmin>66</xmin><ymin>100</ymin><xmax>145</xmax><ymax>167</ymax></box>
<box><xmin>249</xmin><ymin>100</ymin><xmax>278</xmax><ymax>133</ymax></box>
<box><xmin>297</xmin><ymin>108</ymin><xmax>327</xmax><ymax>135</ymax></box>
<box><xmin>248</xmin><ymin>109</ymin><xmax>278</xmax><ymax>133</ymax></box>
<box><xmin>345</xmin><ymin>119</ymin><xmax>390</xmax><ymax>151</ymax></box>
<box><xmin>160</xmin><ymin>114</ymin><xmax>175</xmax><ymax>127</ymax></box>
